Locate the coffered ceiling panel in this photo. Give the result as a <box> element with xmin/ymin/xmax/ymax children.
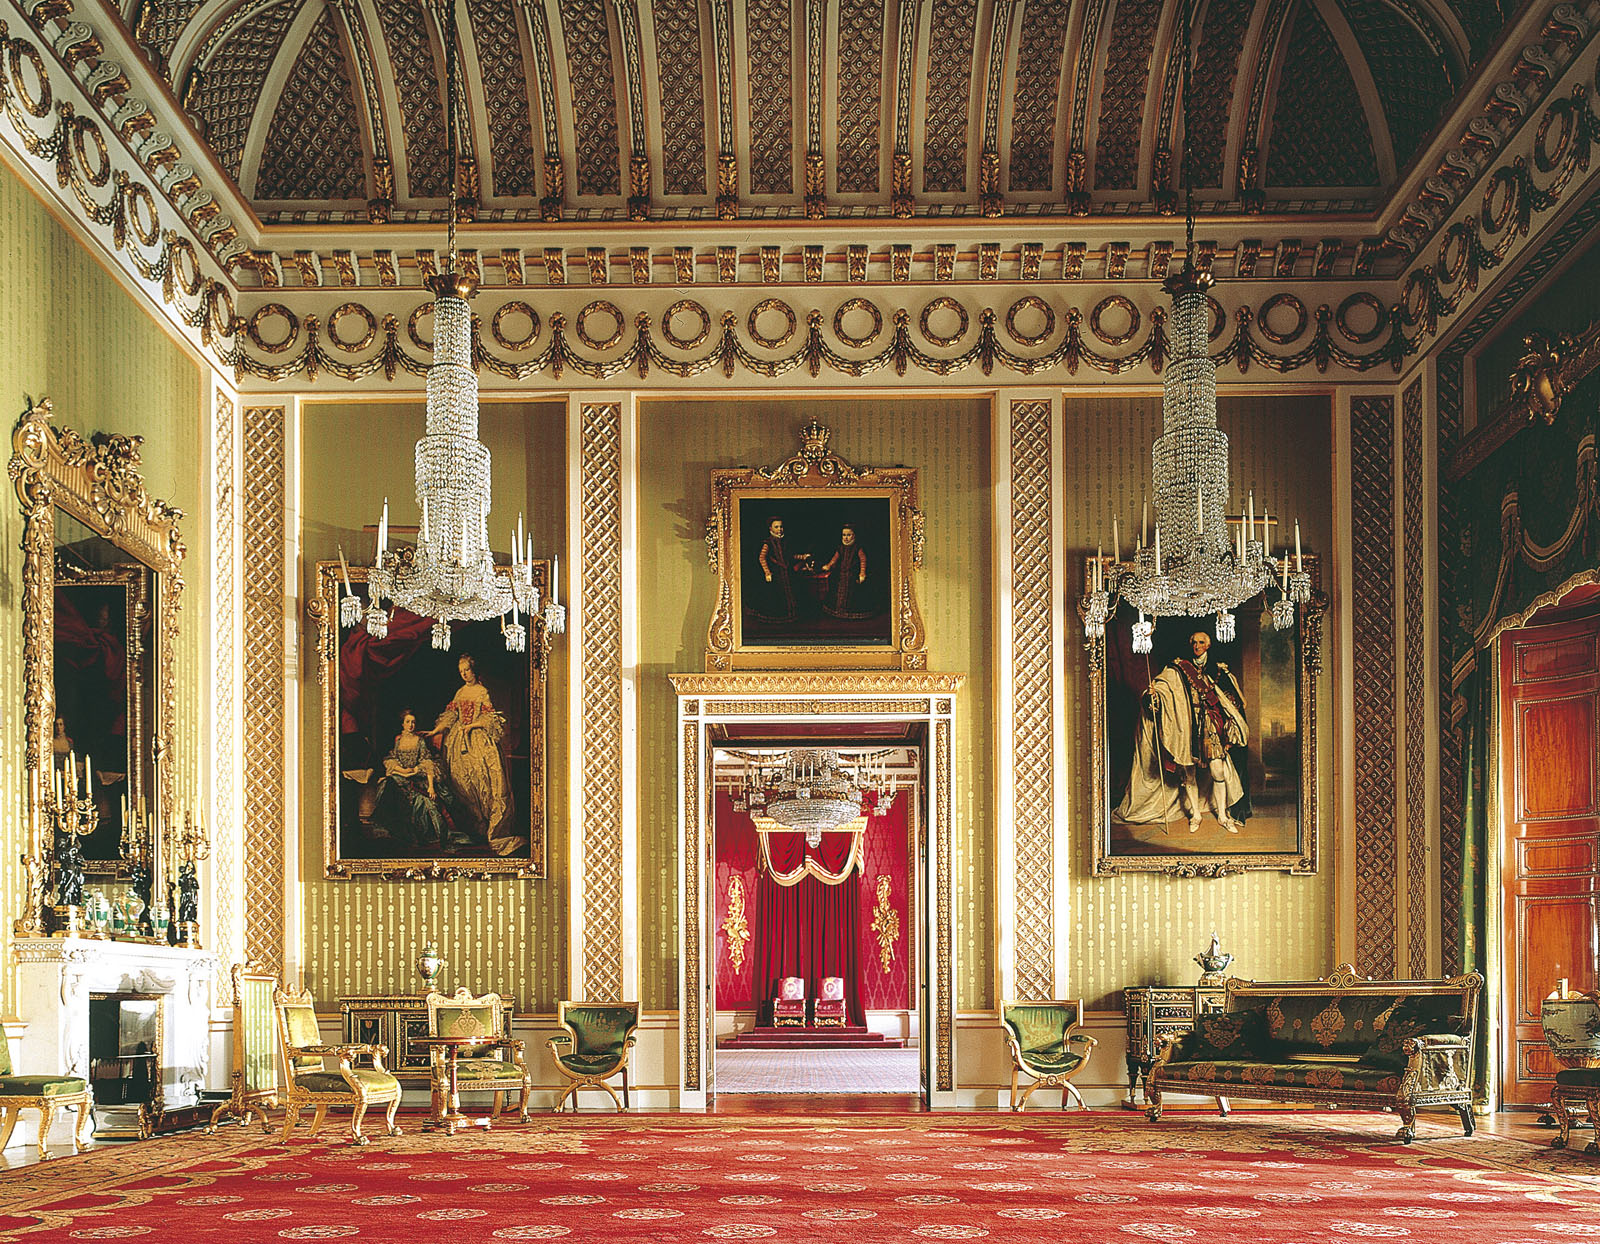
<box><xmin>125</xmin><ymin>0</ymin><xmax>1509</xmax><ymax>224</ymax></box>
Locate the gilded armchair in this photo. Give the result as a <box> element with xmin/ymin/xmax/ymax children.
<box><xmin>548</xmin><ymin>1001</ymin><xmax>640</xmax><ymax>1111</ymax></box>
<box><xmin>1000</xmin><ymin>1000</ymin><xmax>1096</xmax><ymax>1112</ymax></box>
<box><xmin>425</xmin><ymin>988</ymin><xmax>530</xmax><ymax>1123</ymax></box>
<box><xmin>772</xmin><ymin>977</ymin><xmax>806</xmax><ymax>1027</ymax></box>
<box><xmin>814</xmin><ymin>977</ymin><xmax>847</xmax><ymax>1027</ymax></box>
<box><xmin>275</xmin><ymin>985</ymin><xmax>402</xmax><ymax>1144</ymax></box>
<box><xmin>0</xmin><ymin>1035</ymin><xmax>92</xmax><ymax>1159</ymax></box>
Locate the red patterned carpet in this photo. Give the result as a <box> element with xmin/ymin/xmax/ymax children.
<box><xmin>1</xmin><ymin>1112</ymin><xmax>1598</xmax><ymax>1241</ymax></box>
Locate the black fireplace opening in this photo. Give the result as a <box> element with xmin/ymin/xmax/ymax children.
<box><xmin>88</xmin><ymin>993</ymin><xmax>160</xmax><ymax>1108</ymax></box>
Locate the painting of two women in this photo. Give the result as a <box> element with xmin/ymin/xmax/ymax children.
<box><xmin>332</xmin><ymin>586</ymin><xmax>543</xmax><ymax>869</ymax></box>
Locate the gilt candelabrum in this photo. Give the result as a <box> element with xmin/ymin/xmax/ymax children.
<box><xmin>167</xmin><ymin>809</ymin><xmax>209</xmax><ymax>948</ymax></box>
<box><xmin>120</xmin><ymin>803</ymin><xmax>157</xmax><ymax>939</ymax></box>
<box><xmin>46</xmin><ymin>780</ymin><xmax>94</xmax><ymax>937</ymax></box>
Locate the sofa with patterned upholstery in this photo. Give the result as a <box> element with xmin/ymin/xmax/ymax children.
<box><xmin>1146</xmin><ymin>964</ymin><xmax>1482</xmax><ymax>1143</ymax></box>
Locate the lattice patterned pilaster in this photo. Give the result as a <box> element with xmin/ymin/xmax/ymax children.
<box><xmin>682</xmin><ymin>718</ymin><xmax>702</xmax><ymax>1092</ymax></box>
<box><xmin>212</xmin><ymin>390</ymin><xmax>239</xmax><ymax>973</ymax></box>
<box><xmin>240</xmin><ymin>405</ymin><xmax>286</xmax><ymax>976</ymax></box>
<box><xmin>1008</xmin><ymin>398</ymin><xmax>1056</xmax><ymax>1000</ymax></box>
<box><xmin>1402</xmin><ymin>380</ymin><xmax>1429</xmax><ymax>977</ymax></box>
<box><xmin>579</xmin><ymin>401</ymin><xmax>625</xmax><ymax>1000</ymax></box>
<box><xmin>1352</xmin><ymin>395</ymin><xmax>1398</xmax><ymax>979</ymax></box>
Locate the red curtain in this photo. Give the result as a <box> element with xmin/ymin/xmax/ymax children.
<box><xmin>753</xmin><ymin>868</ymin><xmax>863</xmax><ymax>1026</ymax></box>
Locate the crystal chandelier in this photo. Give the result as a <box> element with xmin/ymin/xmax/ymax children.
<box><xmin>346</xmin><ymin>0</ymin><xmax>564</xmax><ymax>655</ymax></box>
<box><xmin>1083</xmin><ymin>0</ymin><xmax>1308</xmax><ymax>651</ymax></box>
<box><xmin>733</xmin><ymin>749</ymin><xmax>893</xmax><ymax>847</ymax></box>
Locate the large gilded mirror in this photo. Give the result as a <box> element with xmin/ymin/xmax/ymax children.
<box><xmin>10</xmin><ymin>402</ymin><xmax>185</xmax><ymax>922</ymax></box>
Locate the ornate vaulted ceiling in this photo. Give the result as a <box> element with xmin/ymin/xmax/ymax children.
<box><xmin>119</xmin><ymin>0</ymin><xmax>1512</xmax><ymax>225</ymax></box>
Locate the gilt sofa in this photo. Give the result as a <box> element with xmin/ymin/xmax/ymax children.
<box><xmin>1146</xmin><ymin>964</ymin><xmax>1482</xmax><ymax>1142</ymax></box>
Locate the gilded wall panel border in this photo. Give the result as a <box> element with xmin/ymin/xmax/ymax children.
<box><xmin>579</xmin><ymin>401</ymin><xmax>625</xmax><ymax>1000</ymax></box>
<box><xmin>212</xmin><ymin>389</ymin><xmax>239</xmax><ymax>972</ymax></box>
<box><xmin>935</xmin><ymin>715</ymin><xmax>953</xmax><ymax>1092</ymax></box>
<box><xmin>1352</xmin><ymin>394</ymin><xmax>1398</xmax><ymax>979</ymax></box>
<box><xmin>241</xmin><ymin>404</ymin><xmax>287</xmax><ymax>976</ymax></box>
<box><xmin>1007</xmin><ymin>397</ymin><xmax>1055</xmax><ymax>999</ymax></box>
<box><xmin>1402</xmin><ymin>379</ymin><xmax>1429</xmax><ymax>977</ymax></box>
<box><xmin>681</xmin><ymin>719</ymin><xmax>702</xmax><ymax>1093</ymax></box>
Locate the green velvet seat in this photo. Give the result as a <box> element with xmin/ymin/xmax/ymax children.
<box><xmin>548</xmin><ymin>1001</ymin><xmax>640</xmax><ymax>1112</ymax></box>
<box><xmin>275</xmin><ymin>984</ymin><xmax>401</xmax><ymax>1145</ymax></box>
<box><xmin>0</xmin><ymin>1033</ymin><xmax>92</xmax><ymax>1159</ymax></box>
<box><xmin>999</xmin><ymin>1000</ymin><xmax>1096</xmax><ymax>1112</ymax></box>
<box><xmin>1552</xmin><ymin>1068</ymin><xmax>1600</xmax><ymax>1156</ymax></box>
<box><xmin>424</xmin><ymin>990</ymin><xmax>530</xmax><ymax>1123</ymax></box>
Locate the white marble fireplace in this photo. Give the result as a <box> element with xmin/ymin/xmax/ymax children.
<box><xmin>10</xmin><ymin>938</ymin><xmax>219</xmax><ymax>1148</ymax></box>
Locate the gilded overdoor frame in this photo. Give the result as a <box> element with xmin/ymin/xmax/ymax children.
<box><xmin>671</xmin><ymin>673</ymin><xmax>964</xmax><ymax>1108</ymax></box>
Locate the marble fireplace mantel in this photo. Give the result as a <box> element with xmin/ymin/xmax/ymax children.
<box><xmin>13</xmin><ymin>938</ymin><xmax>220</xmax><ymax>1123</ymax></box>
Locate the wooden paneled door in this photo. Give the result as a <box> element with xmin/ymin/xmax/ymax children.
<box><xmin>1500</xmin><ymin>611</ymin><xmax>1600</xmax><ymax>1107</ymax></box>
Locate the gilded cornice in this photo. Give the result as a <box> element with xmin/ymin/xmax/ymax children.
<box><xmin>671</xmin><ymin>672</ymin><xmax>966</xmax><ymax>697</ymax></box>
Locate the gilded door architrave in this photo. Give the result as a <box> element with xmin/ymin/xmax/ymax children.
<box><xmin>672</xmin><ymin>671</ymin><xmax>964</xmax><ymax>1108</ymax></box>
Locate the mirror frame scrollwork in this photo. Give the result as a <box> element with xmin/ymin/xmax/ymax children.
<box><xmin>9</xmin><ymin>401</ymin><xmax>186</xmax><ymax>936</ymax></box>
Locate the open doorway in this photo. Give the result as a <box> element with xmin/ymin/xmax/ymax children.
<box><xmin>709</xmin><ymin>726</ymin><xmax>925</xmax><ymax>1098</ymax></box>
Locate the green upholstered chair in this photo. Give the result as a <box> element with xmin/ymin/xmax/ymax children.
<box><xmin>275</xmin><ymin>984</ymin><xmax>402</xmax><ymax>1144</ymax></box>
<box><xmin>548</xmin><ymin>1001</ymin><xmax>640</xmax><ymax>1112</ymax></box>
<box><xmin>1551</xmin><ymin>1067</ymin><xmax>1600</xmax><ymax>1155</ymax></box>
<box><xmin>1000</xmin><ymin>999</ymin><xmax>1097</xmax><ymax>1112</ymax></box>
<box><xmin>425</xmin><ymin>988</ymin><xmax>531</xmax><ymax>1122</ymax></box>
<box><xmin>207</xmin><ymin>963</ymin><xmax>279</xmax><ymax>1134</ymax></box>
<box><xmin>0</xmin><ymin>1030</ymin><xmax>92</xmax><ymax>1159</ymax></box>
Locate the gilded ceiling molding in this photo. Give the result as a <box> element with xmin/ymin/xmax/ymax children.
<box><xmin>1234</xmin><ymin>0</ymin><xmax>1292</xmax><ymax>214</ymax></box>
<box><xmin>328</xmin><ymin>0</ymin><xmax>394</xmax><ymax>222</ymax></box>
<box><xmin>705</xmin><ymin>0</ymin><xmax>735</xmax><ymax>215</ymax></box>
<box><xmin>220</xmin><ymin>282</ymin><xmax>1410</xmax><ymax>387</ymax></box>
<box><xmin>803</xmin><ymin>0</ymin><xmax>824</xmax><ymax>216</ymax></box>
<box><xmin>888</xmin><ymin>0</ymin><xmax>918</xmax><ymax>217</ymax></box>
<box><xmin>1383</xmin><ymin>3</ymin><xmax>1595</xmax><ymax>257</ymax></box>
<box><xmin>1396</xmin><ymin>32</ymin><xmax>1600</xmax><ymax>359</ymax></box>
<box><xmin>1150</xmin><ymin>0</ymin><xmax>1184</xmax><ymax>213</ymax></box>
<box><xmin>514</xmin><ymin>0</ymin><xmax>565</xmax><ymax>218</ymax></box>
<box><xmin>374</xmin><ymin>0</ymin><xmax>448</xmax><ymax>199</ymax></box>
<box><xmin>834</xmin><ymin>0</ymin><xmax>884</xmax><ymax>196</ymax></box>
<box><xmin>975</xmin><ymin>0</ymin><xmax>1016</xmax><ymax>215</ymax></box>
<box><xmin>608</xmin><ymin>0</ymin><xmax>649</xmax><ymax>218</ymax></box>
<box><xmin>1064</xmin><ymin>0</ymin><xmax>1112</xmax><ymax>215</ymax></box>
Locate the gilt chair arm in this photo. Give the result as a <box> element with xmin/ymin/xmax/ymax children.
<box><xmin>1066</xmin><ymin>1033</ymin><xmax>1098</xmax><ymax>1050</ymax></box>
<box><xmin>1149</xmin><ymin>1033</ymin><xmax>1193</xmax><ymax>1071</ymax></box>
<box><xmin>293</xmin><ymin>1042</ymin><xmax>387</xmax><ymax>1060</ymax></box>
<box><xmin>1402</xmin><ymin>1034</ymin><xmax>1470</xmax><ymax>1053</ymax></box>
<box><xmin>546</xmin><ymin>1034</ymin><xmax>574</xmax><ymax>1053</ymax></box>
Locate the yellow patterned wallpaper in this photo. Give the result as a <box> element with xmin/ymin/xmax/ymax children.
<box><xmin>0</xmin><ymin>163</ymin><xmax>204</xmax><ymax>1013</ymax></box>
<box><xmin>297</xmin><ymin>401</ymin><xmax>568</xmax><ymax>1009</ymax></box>
<box><xmin>635</xmin><ymin>398</ymin><xmax>995</xmax><ymax>1012</ymax></box>
<box><xmin>1062</xmin><ymin>393</ymin><xmax>1336</xmax><ymax>1009</ymax></box>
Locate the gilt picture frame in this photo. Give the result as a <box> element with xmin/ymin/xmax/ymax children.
<box><xmin>1085</xmin><ymin>552</ymin><xmax>1324</xmax><ymax>877</ymax></box>
<box><xmin>704</xmin><ymin>420</ymin><xmax>926</xmax><ymax>671</ymax></box>
<box><xmin>312</xmin><ymin>560</ymin><xmax>549</xmax><ymax>879</ymax></box>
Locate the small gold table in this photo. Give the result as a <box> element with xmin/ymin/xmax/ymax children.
<box><xmin>414</xmin><ymin>1035</ymin><xmax>492</xmax><ymax>1135</ymax></box>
